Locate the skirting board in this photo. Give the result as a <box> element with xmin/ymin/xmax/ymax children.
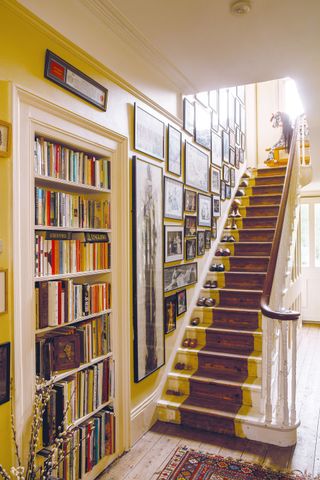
<box><xmin>130</xmin><ymin>388</ymin><xmax>160</xmax><ymax>446</ymax></box>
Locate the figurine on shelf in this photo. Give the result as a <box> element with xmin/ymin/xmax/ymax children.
<box><xmin>265</xmin><ymin>111</ymin><xmax>293</xmax><ymax>166</ymax></box>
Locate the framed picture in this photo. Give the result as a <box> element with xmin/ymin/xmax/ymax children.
<box><xmin>185</xmin><ymin>189</ymin><xmax>197</xmax><ymax>213</ymax></box>
<box><xmin>241</xmin><ymin>133</ymin><xmax>246</xmax><ymax>151</ymax></box>
<box><xmin>221</xmin><ymin>180</ymin><xmax>226</xmax><ymax>201</ymax></box>
<box><xmin>212</xmin><ymin>218</ymin><xmax>217</xmax><ymax>239</ymax></box>
<box><xmin>237</xmin><ymin>85</ymin><xmax>245</xmax><ymax>103</ymax></box>
<box><xmin>185</xmin><ymin>238</ymin><xmax>196</xmax><ymax>260</ymax></box>
<box><xmin>211</xmin><ymin>130</ymin><xmax>222</xmax><ymax>168</ymax></box>
<box><xmin>185</xmin><ymin>215</ymin><xmax>197</xmax><ymax>236</ymax></box>
<box><xmin>198</xmin><ymin>193</ymin><xmax>212</xmax><ymax>227</ymax></box>
<box><xmin>229</xmin><ymin>130</ymin><xmax>235</xmax><ymax>150</ymax></box>
<box><xmin>183</xmin><ymin>98</ymin><xmax>195</xmax><ymax>136</ymax></box>
<box><xmin>0</xmin><ymin>120</ymin><xmax>11</xmax><ymax>158</ymax></box>
<box><xmin>235</xmin><ymin>147</ymin><xmax>240</xmax><ymax>169</ymax></box>
<box><xmin>164</xmin><ymin>294</ymin><xmax>177</xmax><ymax>334</ymax></box>
<box><xmin>196</xmin><ymin>91</ymin><xmax>209</xmax><ymax>106</ymax></box>
<box><xmin>241</xmin><ymin>104</ymin><xmax>246</xmax><ymax>132</ymax></box>
<box><xmin>219</xmin><ymin>88</ymin><xmax>228</xmax><ymax>131</ymax></box>
<box><xmin>228</xmin><ymin>93</ymin><xmax>235</xmax><ymax>132</ymax></box>
<box><xmin>205</xmin><ymin>230</ymin><xmax>211</xmax><ymax>249</ymax></box>
<box><xmin>212</xmin><ymin>195</ymin><xmax>221</xmax><ymax>217</ymax></box>
<box><xmin>185</xmin><ymin>142</ymin><xmax>209</xmax><ymax>192</ymax></box>
<box><xmin>236</xmin><ymin>126</ymin><xmax>241</xmax><ymax>146</ymax></box>
<box><xmin>209</xmin><ymin>90</ymin><xmax>218</xmax><ymax>111</ymax></box>
<box><xmin>212</xmin><ymin>109</ymin><xmax>219</xmax><ymax>132</ymax></box>
<box><xmin>195</xmin><ymin>102</ymin><xmax>211</xmax><ymax>150</ymax></box>
<box><xmin>229</xmin><ymin>147</ymin><xmax>235</xmax><ymax>167</ymax></box>
<box><xmin>240</xmin><ymin>149</ymin><xmax>245</xmax><ymax>163</ymax></box>
<box><xmin>0</xmin><ymin>342</ymin><xmax>10</xmax><ymax>405</ymax></box>
<box><xmin>197</xmin><ymin>231</ymin><xmax>205</xmax><ymax>256</ymax></box>
<box><xmin>235</xmin><ymin>98</ymin><xmax>241</xmax><ymax>127</ymax></box>
<box><xmin>164</xmin><ymin>176</ymin><xmax>184</xmax><ymax>220</ymax></box>
<box><xmin>134</xmin><ymin>103</ymin><xmax>165</xmax><ymax>161</ymax></box>
<box><xmin>132</xmin><ymin>157</ymin><xmax>164</xmax><ymax>382</ymax></box>
<box><xmin>223</xmin><ymin>164</ymin><xmax>230</xmax><ymax>184</ymax></box>
<box><xmin>211</xmin><ymin>166</ymin><xmax>221</xmax><ymax>194</ymax></box>
<box><xmin>222</xmin><ymin>130</ymin><xmax>229</xmax><ymax>164</ymax></box>
<box><xmin>167</xmin><ymin>124</ymin><xmax>182</xmax><ymax>176</ymax></box>
<box><xmin>164</xmin><ymin>262</ymin><xmax>198</xmax><ymax>293</ymax></box>
<box><xmin>176</xmin><ymin>289</ymin><xmax>187</xmax><ymax>316</ymax></box>
<box><xmin>226</xmin><ymin>184</ymin><xmax>231</xmax><ymax>199</ymax></box>
<box><xmin>230</xmin><ymin>168</ymin><xmax>235</xmax><ymax>187</ymax></box>
<box><xmin>164</xmin><ymin>225</ymin><xmax>184</xmax><ymax>263</ymax></box>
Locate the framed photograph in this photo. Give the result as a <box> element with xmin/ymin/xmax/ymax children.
<box><xmin>219</xmin><ymin>88</ymin><xmax>228</xmax><ymax>130</ymax></box>
<box><xmin>164</xmin><ymin>225</ymin><xmax>184</xmax><ymax>263</ymax></box>
<box><xmin>230</xmin><ymin>168</ymin><xmax>235</xmax><ymax>187</ymax></box>
<box><xmin>211</xmin><ymin>130</ymin><xmax>222</xmax><ymax>168</ymax></box>
<box><xmin>205</xmin><ymin>230</ymin><xmax>211</xmax><ymax>249</ymax></box>
<box><xmin>197</xmin><ymin>231</ymin><xmax>205</xmax><ymax>256</ymax></box>
<box><xmin>0</xmin><ymin>342</ymin><xmax>10</xmax><ymax>405</ymax></box>
<box><xmin>235</xmin><ymin>147</ymin><xmax>240</xmax><ymax>169</ymax></box>
<box><xmin>211</xmin><ymin>166</ymin><xmax>221</xmax><ymax>195</ymax></box>
<box><xmin>237</xmin><ymin>85</ymin><xmax>245</xmax><ymax>103</ymax></box>
<box><xmin>221</xmin><ymin>180</ymin><xmax>226</xmax><ymax>201</ymax></box>
<box><xmin>185</xmin><ymin>189</ymin><xmax>197</xmax><ymax>213</ymax></box>
<box><xmin>222</xmin><ymin>130</ymin><xmax>230</xmax><ymax>164</ymax></box>
<box><xmin>185</xmin><ymin>215</ymin><xmax>197</xmax><ymax>236</ymax></box>
<box><xmin>167</xmin><ymin>124</ymin><xmax>182</xmax><ymax>176</ymax></box>
<box><xmin>212</xmin><ymin>218</ymin><xmax>217</xmax><ymax>239</ymax></box>
<box><xmin>164</xmin><ymin>262</ymin><xmax>198</xmax><ymax>293</ymax></box>
<box><xmin>209</xmin><ymin>90</ymin><xmax>218</xmax><ymax>111</ymax></box>
<box><xmin>196</xmin><ymin>91</ymin><xmax>209</xmax><ymax>106</ymax></box>
<box><xmin>223</xmin><ymin>164</ymin><xmax>230</xmax><ymax>184</ymax></box>
<box><xmin>132</xmin><ymin>157</ymin><xmax>164</xmax><ymax>382</ymax></box>
<box><xmin>198</xmin><ymin>193</ymin><xmax>212</xmax><ymax>227</ymax></box>
<box><xmin>176</xmin><ymin>289</ymin><xmax>187</xmax><ymax>316</ymax></box>
<box><xmin>240</xmin><ymin>149</ymin><xmax>245</xmax><ymax>163</ymax></box>
<box><xmin>212</xmin><ymin>109</ymin><xmax>219</xmax><ymax>132</ymax></box>
<box><xmin>185</xmin><ymin>142</ymin><xmax>209</xmax><ymax>192</ymax></box>
<box><xmin>195</xmin><ymin>102</ymin><xmax>211</xmax><ymax>150</ymax></box>
<box><xmin>0</xmin><ymin>121</ymin><xmax>11</xmax><ymax>158</ymax></box>
<box><xmin>134</xmin><ymin>103</ymin><xmax>165</xmax><ymax>161</ymax></box>
<box><xmin>229</xmin><ymin>147</ymin><xmax>235</xmax><ymax>167</ymax></box>
<box><xmin>226</xmin><ymin>184</ymin><xmax>231</xmax><ymax>199</ymax></box>
<box><xmin>183</xmin><ymin>98</ymin><xmax>195</xmax><ymax>136</ymax></box>
<box><xmin>185</xmin><ymin>238</ymin><xmax>196</xmax><ymax>260</ymax></box>
<box><xmin>164</xmin><ymin>176</ymin><xmax>184</xmax><ymax>220</ymax></box>
<box><xmin>164</xmin><ymin>294</ymin><xmax>177</xmax><ymax>334</ymax></box>
<box><xmin>228</xmin><ymin>93</ymin><xmax>235</xmax><ymax>132</ymax></box>
<box><xmin>212</xmin><ymin>195</ymin><xmax>221</xmax><ymax>217</ymax></box>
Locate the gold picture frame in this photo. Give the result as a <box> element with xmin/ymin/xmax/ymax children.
<box><xmin>0</xmin><ymin>120</ymin><xmax>11</xmax><ymax>157</ymax></box>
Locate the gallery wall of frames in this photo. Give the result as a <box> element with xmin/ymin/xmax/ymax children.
<box><xmin>132</xmin><ymin>86</ymin><xmax>246</xmax><ymax>382</ymax></box>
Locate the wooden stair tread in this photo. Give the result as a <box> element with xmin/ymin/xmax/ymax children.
<box><xmin>224</xmin><ymin>270</ymin><xmax>267</xmax><ymax>275</ymax></box>
<box><xmin>212</xmin><ymin>255</ymin><xmax>270</xmax><ymax>260</ymax></box>
<box><xmin>195</xmin><ymin>348</ymin><xmax>262</xmax><ymax>361</ymax></box>
<box><xmin>169</xmin><ymin>371</ymin><xmax>261</xmax><ymax>390</ymax></box>
<box><xmin>229</xmin><ymin>215</ymin><xmax>279</xmax><ymax>220</ymax></box>
<box><xmin>179</xmin><ymin>403</ymin><xmax>262</xmax><ymax>423</ymax></box>
<box><xmin>187</xmin><ymin>325</ymin><xmax>262</xmax><ymax>336</ymax></box>
<box><xmin>219</xmin><ymin>242</ymin><xmax>272</xmax><ymax>245</ymax></box>
<box><xmin>217</xmin><ymin>287</ymin><xmax>263</xmax><ymax>294</ymax></box>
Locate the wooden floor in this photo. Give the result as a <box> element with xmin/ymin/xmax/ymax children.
<box><xmin>101</xmin><ymin>324</ymin><xmax>320</xmax><ymax>479</ymax></box>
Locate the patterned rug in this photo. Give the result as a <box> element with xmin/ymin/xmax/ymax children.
<box><xmin>156</xmin><ymin>447</ymin><xmax>319</xmax><ymax>480</ymax></box>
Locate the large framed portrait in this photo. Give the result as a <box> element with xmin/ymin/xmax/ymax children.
<box><xmin>164</xmin><ymin>262</ymin><xmax>198</xmax><ymax>293</ymax></box>
<box><xmin>134</xmin><ymin>103</ymin><xmax>165</xmax><ymax>161</ymax></box>
<box><xmin>164</xmin><ymin>294</ymin><xmax>177</xmax><ymax>334</ymax></box>
<box><xmin>132</xmin><ymin>157</ymin><xmax>164</xmax><ymax>382</ymax></box>
<box><xmin>183</xmin><ymin>98</ymin><xmax>195</xmax><ymax>136</ymax></box>
<box><xmin>167</xmin><ymin>124</ymin><xmax>182</xmax><ymax>176</ymax></box>
<box><xmin>195</xmin><ymin>102</ymin><xmax>211</xmax><ymax>150</ymax></box>
<box><xmin>211</xmin><ymin>130</ymin><xmax>222</xmax><ymax>168</ymax></box>
<box><xmin>165</xmin><ymin>225</ymin><xmax>184</xmax><ymax>263</ymax></box>
<box><xmin>185</xmin><ymin>238</ymin><xmax>196</xmax><ymax>260</ymax></box>
<box><xmin>211</xmin><ymin>166</ymin><xmax>221</xmax><ymax>195</ymax></box>
<box><xmin>0</xmin><ymin>342</ymin><xmax>10</xmax><ymax>405</ymax></box>
<box><xmin>185</xmin><ymin>215</ymin><xmax>197</xmax><ymax>236</ymax></box>
<box><xmin>222</xmin><ymin>130</ymin><xmax>230</xmax><ymax>164</ymax></box>
<box><xmin>185</xmin><ymin>142</ymin><xmax>209</xmax><ymax>192</ymax></box>
<box><xmin>212</xmin><ymin>195</ymin><xmax>221</xmax><ymax>217</ymax></box>
<box><xmin>198</xmin><ymin>193</ymin><xmax>212</xmax><ymax>227</ymax></box>
<box><xmin>185</xmin><ymin>189</ymin><xmax>197</xmax><ymax>213</ymax></box>
<box><xmin>219</xmin><ymin>88</ymin><xmax>228</xmax><ymax>131</ymax></box>
<box><xmin>176</xmin><ymin>289</ymin><xmax>187</xmax><ymax>316</ymax></box>
<box><xmin>197</xmin><ymin>231</ymin><xmax>205</xmax><ymax>256</ymax></box>
<box><xmin>164</xmin><ymin>177</ymin><xmax>184</xmax><ymax>220</ymax></box>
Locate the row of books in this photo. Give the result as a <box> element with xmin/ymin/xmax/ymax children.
<box><xmin>39</xmin><ymin>406</ymin><xmax>115</xmax><ymax>480</ymax></box>
<box><xmin>35</xmin><ymin>232</ymin><xmax>111</xmax><ymax>277</ymax></box>
<box><xmin>35</xmin><ymin>187</ymin><xmax>111</xmax><ymax>229</ymax></box>
<box><xmin>35</xmin><ymin>280</ymin><xmax>111</xmax><ymax>329</ymax></box>
<box><xmin>42</xmin><ymin>357</ymin><xmax>113</xmax><ymax>447</ymax></box>
<box><xmin>36</xmin><ymin>315</ymin><xmax>111</xmax><ymax>378</ymax></box>
<box><xmin>34</xmin><ymin>136</ymin><xmax>111</xmax><ymax>189</ymax></box>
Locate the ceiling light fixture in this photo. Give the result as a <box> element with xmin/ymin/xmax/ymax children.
<box><xmin>230</xmin><ymin>0</ymin><xmax>252</xmax><ymax>15</ymax></box>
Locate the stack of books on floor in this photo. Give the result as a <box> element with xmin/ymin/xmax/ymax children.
<box><xmin>34</xmin><ymin>136</ymin><xmax>111</xmax><ymax>189</ymax></box>
<box><xmin>35</xmin><ymin>187</ymin><xmax>111</xmax><ymax>229</ymax></box>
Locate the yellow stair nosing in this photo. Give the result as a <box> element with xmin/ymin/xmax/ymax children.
<box><xmin>179</xmin><ymin>403</ymin><xmax>263</xmax><ymax>424</ymax></box>
<box><xmin>186</xmin><ymin>325</ymin><xmax>262</xmax><ymax>336</ymax></box>
<box><xmin>189</xmin><ymin>348</ymin><xmax>262</xmax><ymax>362</ymax></box>
<box><xmin>168</xmin><ymin>372</ymin><xmax>262</xmax><ymax>390</ymax></box>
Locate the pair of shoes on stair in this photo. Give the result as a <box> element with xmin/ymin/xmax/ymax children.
<box><xmin>182</xmin><ymin>338</ymin><xmax>198</xmax><ymax>348</ymax></box>
<box><xmin>197</xmin><ymin>297</ymin><xmax>216</xmax><ymax>307</ymax></box>
<box><xmin>221</xmin><ymin>235</ymin><xmax>235</xmax><ymax>242</ymax></box>
<box><xmin>190</xmin><ymin>317</ymin><xmax>200</xmax><ymax>326</ymax></box>
<box><xmin>210</xmin><ymin>263</ymin><xmax>225</xmax><ymax>272</ymax></box>
<box><xmin>215</xmin><ymin>248</ymin><xmax>231</xmax><ymax>257</ymax></box>
<box><xmin>203</xmin><ymin>280</ymin><xmax>218</xmax><ymax>289</ymax></box>
<box><xmin>175</xmin><ymin>362</ymin><xmax>192</xmax><ymax>370</ymax></box>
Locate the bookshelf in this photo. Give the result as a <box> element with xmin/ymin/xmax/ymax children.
<box><xmin>13</xmin><ymin>90</ymin><xmax>130</xmax><ymax>480</ymax></box>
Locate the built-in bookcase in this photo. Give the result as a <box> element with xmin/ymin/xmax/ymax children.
<box><xmin>14</xmin><ymin>90</ymin><xmax>130</xmax><ymax>480</ymax></box>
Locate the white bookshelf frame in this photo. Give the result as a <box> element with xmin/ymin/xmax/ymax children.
<box><xmin>12</xmin><ymin>86</ymin><xmax>131</xmax><ymax>474</ymax></box>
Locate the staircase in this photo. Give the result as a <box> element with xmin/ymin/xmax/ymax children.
<box><xmin>158</xmin><ymin>166</ymin><xmax>287</xmax><ymax>439</ymax></box>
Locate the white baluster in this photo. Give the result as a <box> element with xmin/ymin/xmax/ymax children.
<box><xmin>291</xmin><ymin>320</ymin><xmax>297</xmax><ymax>425</ymax></box>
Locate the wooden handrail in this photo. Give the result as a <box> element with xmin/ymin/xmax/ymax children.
<box><xmin>260</xmin><ymin>122</ymin><xmax>300</xmax><ymax>321</ymax></box>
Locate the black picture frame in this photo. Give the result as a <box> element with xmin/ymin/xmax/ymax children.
<box><xmin>183</xmin><ymin>98</ymin><xmax>195</xmax><ymax>136</ymax></box>
<box><xmin>198</xmin><ymin>193</ymin><xmax>212</xmax><ymax>227</ymax></box>
<box><xmin>185</xmin><ymin>215</ymin><xmax>197</xmax><ymax>237</ymax></box>
<box><xmin>176</xmin><ymin>289</ymin><xmax>187</xmax><ymax>316</ymax></box>
<box><xmin>205</xmin><ymin>230</ymin><xmax>211</xmax><ymax>249</ymax></box>
<box><xmin>221</xmin><ymin>180</ymin><xmax>226</xmax><ymax>201</ymax></box>
<box><xmin>44</xmin><ymin>50</ymin><xmax>108</xmax><ymax>111</ymax></box>
<box><xmin>164</xmin><ymin>294</ymin><xmax>177</xmax><ymax>334</ymax></box>
<box><xmin>185</xmin><ymin>142</ymin><xmax>209</xmax><ymax>193</ymax></box>
<box><xmin>134</xmin><ymin>103</ymin><xmax>165</xmax><ymax>161</ymax></box>
<box><xmin>222</xmin><ymin>130</ymin><xmax>230</xmax><ymax>164</ymax></box>
<box><xmin>164</xmin><ymin>262</ymin><xmax>198</xmax><ymax>293</ymax></box>
<box><xmin>230</xmin><ymin>168</ymin><xmax>235</xmax><ymax>187</ymax></box>
<box><xmin>197</xmin><ymin>231</ymin><xmax>205</xmax><ymax>256</ymax></box>
<box><xmin>164</xmin><ymin>225</ymin><xmax>184</xmax><ymax>263</ymax></box>
<box><xmin>184</xmin><ymin>189</ymin><xmax>197</xmax><ymax>213</ymax></box>
<box><xmin>211</xmin><ymin>130</ymin><xmax>222</xmax><ymax>168</ymax></box>
<box><xmin>132</xmin><ymin>157</ymin><xmax>164</xmax><ymax>382</ymax></box>
<box><xmin>167</xmin><ymin>124</ymin><xmax>182</xmax><ymax>176</ymax></box>
<box><xmin>195</xmin><ymin>102</ymin><xmax>211</xmax><ymax>151</ymax></box>
<box><xmin>0</xmin><ymin>342</ymin><xmax>10</xmax><ymax>405</ymax></box>
<box><xmin>212</xmin><ymin>195</ymin><xmax>221</xmax><ymax>217</ymax></box>
<box><xmin>185</xmin><ymin>238</ymin><xmax>196</xmax><ymax>260</ymax></box>
<box><xmin>164</xmin><ymin>176</ymin><xmax>184</xmax><ymax>220</ymax></box>
<box><xmin>211</xmin><ymin>166</ymin><xmax>221</xmax><ymax>195</ymax></box>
